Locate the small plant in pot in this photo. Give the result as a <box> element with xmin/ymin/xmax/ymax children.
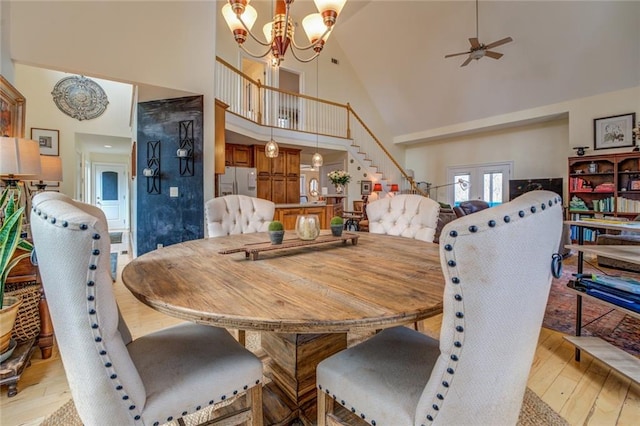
<box><xmin>0</xmin><ymin>187</ymin><xmax>33</xmax><ymax>358</ymax></box>
<box><xmin>268</xmin><ymin>220</ymin><xmax>285</xmax><ymax>245</ymax></box>
<box><xmin>330</xmin><ymin>216</ymin><xmax>344</xmax><ymax>237</ymax></box>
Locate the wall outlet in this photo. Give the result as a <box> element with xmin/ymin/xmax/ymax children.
<box><xmin>170</xmin><ymin>187</ymin><xmax>179</xmax><ymax>197</ymax></box>
<box><xmin>156</xmin><ymin>243</ymin><xmax>163</xmax><ymax>249</ymax></box>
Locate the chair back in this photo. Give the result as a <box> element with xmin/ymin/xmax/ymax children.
<box><xmin>205</xmin><ymin>194</ymin><xmax>275</xmax><ymax>237</ymax></box>
<box><xmin>353</xmin><ymin>200</ymin><xmax>364</xmax><ymax>212</ymax></box>
<box><xmin>366</xmin><ymin>194</ymin><xmax>440</xmax><ymax>242</ymax></box>
<box><xmin>30</xmin><ymin>193</ymin><xmax>143</xmax><ymax>425</ymax></box>
<box><xmin>452</xmin><ymin>199</ymin><xmax>491</xmax><ymax>218</ymax></box>
<box><xmin>415</xmin><ymin>190</ymin><xmax>563</xmax><ymax>425</ymax></box>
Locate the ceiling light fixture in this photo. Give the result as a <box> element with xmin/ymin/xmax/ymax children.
<box><xmin>311</xmin><ymin>58</ymin><xmax>323</xmax><ymax>168</ymax></box>
<box><xmin>265</xmin><ymin>127</ymin><xmax>279</xmax><ymax>158</ymax></box>
<box><xmin>222</xmin><ymin>0</ymin><xmax>347</xmax><ymax>66</ymax></box>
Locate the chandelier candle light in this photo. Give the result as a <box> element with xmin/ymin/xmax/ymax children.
<box><xmin>222</xmin><ymin>0</ymin><xmax>347</xmax><ymax>66</ymax></box>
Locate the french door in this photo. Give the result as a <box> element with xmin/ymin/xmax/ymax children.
<box><xmin>446</xmin><ymin>162</ymin><xmax>513</xmax><ymax>206</ymax></box>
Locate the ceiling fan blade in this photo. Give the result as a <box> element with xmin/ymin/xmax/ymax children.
<box><xmin>484</xmin><ymin>50</ymin><xmax>503</xmax><ymax>60</ymax></box>
<box><xmin>469</xmin><ymin>38</ymin><xmax>481</xmax><ymax>49</ymax></box>
<box><xmin>445</xmin><ymin>51</ymin><xmax>471</xmax><ymax>58</ymax></box>
<box><xmin>460</xmin><ymin>56</ymin><xmax>473</xmax><ymax>67</ymax></box>
<box><xmin>484</xmin><ymin>36</ymin><xmax>513</xmax><ymax>50</ymax></box>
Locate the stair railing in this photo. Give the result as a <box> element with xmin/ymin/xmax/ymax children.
<box><xmin>215</xmin><ymin>57</ymin><xmax>426</xmax><ymax>196</ymax></box>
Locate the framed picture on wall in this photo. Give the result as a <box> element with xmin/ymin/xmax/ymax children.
<box><xmin>361</xmin><ymin>180</ymin><xmax>372</xmax><ymax>195</ymax></box>
<box><xmin>0</xmin><ymin>75</ymin><xmax>26</xmax><ymax>137</ymax></box>
<box><xmin>594</xmin><ymin>113</ymin><xmax>636</xmax><ymax>150</ymax></box>
<box><xmin>31</xmin><ymin>128</ymin><xmax>60</xmax><ymax>156</ymax></box>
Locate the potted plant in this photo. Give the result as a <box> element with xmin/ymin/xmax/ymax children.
<box><xmin>327</xmin><ymin>170</ymin><xmax>351</xmax><ymax>194</ymax></box>
<box><xmin>330</xmin><ymin>216</ymin><xmax>344</xmax><ymax>237</ymax></box>
<box><xmin>268</xmin><ymin>220</ymin><xmax>285</xmax><ymax>245</ymax></box>
<box><xmin>0</xmin><ymin>187</ymin><xmax>32</xmax><ymax>357</ymax></box>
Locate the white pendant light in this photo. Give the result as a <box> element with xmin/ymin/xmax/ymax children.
<box><xmin>265</xmin><ymin>127</ymin><xmax>279</xmax><ymax>158</ymax></box>
<box><xmin>311</xmin><ymin>58</ymin><xmax>323</xmax><ymax>168</ymax></box>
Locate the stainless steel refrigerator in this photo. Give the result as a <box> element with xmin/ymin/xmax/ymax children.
<box><xmin>218</xmin><ymin>166</ymin><xmax>258</xmax><ymax>197</ymax></box>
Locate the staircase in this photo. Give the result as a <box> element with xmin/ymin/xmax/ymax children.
<box><xmin>215</xmin><ymin>57</ymin><xmax>424</xmax><ymax>197</ymax></box>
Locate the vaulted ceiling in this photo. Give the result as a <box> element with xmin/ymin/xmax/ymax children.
<box><xmin>325</xmin><ymin>0</ymin><xmax>640</xmax><ymax>144</ymax></box>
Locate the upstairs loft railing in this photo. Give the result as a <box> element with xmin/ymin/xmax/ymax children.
<box><xmin>215</xmin><ymin>57</ymin><xmax>426</xmax><ymax>196</ymax></box>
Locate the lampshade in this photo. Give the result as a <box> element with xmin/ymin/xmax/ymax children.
<box><xmin>0</xmin><ymin>137</ymin><xmax>42</xmax><ymax>179</ymax></box>
<box><xmin>373</xmin><ymin>183</ymin><xmax>383</xmax><ymax>192</ymax></box>
<box><xmin>390</xmin><ymin>183</ymin><xmax>399</xmax><ymax>192</ymax></box>
<box><xmin>37</xmin><ymin>155</ymin><xmax>63</xmax><ymax>182</ymax></box>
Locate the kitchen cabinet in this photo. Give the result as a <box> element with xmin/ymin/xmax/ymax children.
<box><xmin>225</xmin><ymin>144</ymin><xmax>252</xmax><ymax>167</ymax></box>
<box><xmin>254</xmin><ymin>145</ymin><xmax>301</xmax><ymax>203</ymax></box>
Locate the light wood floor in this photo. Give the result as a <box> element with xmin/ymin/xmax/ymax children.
<box><xmin>1</xmin><ymin>251</ymin><xmax>639</xmax><ymax>426</ymax></box>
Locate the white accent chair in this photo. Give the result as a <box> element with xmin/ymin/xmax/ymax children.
<box><xmin>31</xmin><ymin>193</ymin><xmax>264</xmax><ymax>426</ymax></box>
<box><xmin>317</xmin><ymin>190</ymin><xmax>563</xmax><ymax>426</ymax></box>
<box><xmin>366</xmin><ymin>194</ymin><xmax>440</xmax><ymax>243</ymax></box>
<box><xmin>205</xmin><ymin>195</ymin><xmax>275</xmax><ymax>237</ymax></box>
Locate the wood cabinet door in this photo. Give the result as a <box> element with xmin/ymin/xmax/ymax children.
<box><xmin>286</xmin><ymin>150</ymin><xmax>300</xmax><ymax>177</ymax></box>
<box><xmin>233</xmin><ymin>145</ymin><xmax>252</xmax><ymax>167</ymax></box>
<box><xmin>303</xmin><ymin>206</ymin><xmax>327</xmax><ymax>229</ymax></box>
<box><xmin>279</xmin><ymin>208</ymin><xmax>304</xmax><ymax>230</ymax></box>
<box><xmin>271</xmin><ymin>154</ymin><xmax>286</xmax><ymax>175</ymax></box>
<box><xmin>254</xmin><ymin>145</ymin><xmax>270</xmax><ymax>175</ymax></box>
<box><xmin>225</xmin><ymin>146</ymin><xmax>234</xmax><ymax>166</ymax></box>
<box><xmin>286</xmin><ymin>176</ymin><xmax>300</xmax><ymax>204</ymax></box>
<box><xmin>271</xmin><ymin>175</ymin><xmax>287</xmax><ymax>204</ymax></box>
<box><xmin>257</xmin><ymin>175</ymin><xmax>272</xmax><ymax>200</ymax></box>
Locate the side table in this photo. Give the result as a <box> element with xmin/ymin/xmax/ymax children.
<box><xmin>0</xmin><ymin>337</ymin><xmax>36</xmax><ymax>397</ymax></box>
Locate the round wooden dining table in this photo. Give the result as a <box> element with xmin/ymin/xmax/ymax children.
<box><xmin>122</xmin><ymin>231</ymin><xmax>444</xmax><ymax>425</ymax></box>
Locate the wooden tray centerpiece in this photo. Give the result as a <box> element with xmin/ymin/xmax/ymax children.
<box><xmin>219</xmin><ymin>232</ymin><xmax>359</xmax><ymax>260</ymax></box>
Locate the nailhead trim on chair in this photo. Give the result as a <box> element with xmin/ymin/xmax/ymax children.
<box><xmin>34</xmin><ymin>205</ymin><xmax>262</xmax><ymax>425</ymax></box>
<box><xmin>421</xmin><ymin>196</ymin><xmax>562</xmax><ymax>424</ymax></box>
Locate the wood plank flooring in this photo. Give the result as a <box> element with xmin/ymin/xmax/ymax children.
<box><xmin>1</xmin><ymin>251</ymin><xmax>639</xmax><ymax>425</ymax></box>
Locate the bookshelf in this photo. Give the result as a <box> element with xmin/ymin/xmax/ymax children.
<box><xmin>568</xmin><ymin>152</ymin><xmax>640</xmax><ymax>242</ymax></box>
<box><xmin>563</xmin><ymin>219</ymin><xmax>640</xmax><ymax>384</ymax></box>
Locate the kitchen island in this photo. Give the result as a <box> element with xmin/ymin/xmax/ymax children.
<box><xmin>274</xmin><ymin>202</ymin><xmax>344</xmax><ymax>230</ymax></box>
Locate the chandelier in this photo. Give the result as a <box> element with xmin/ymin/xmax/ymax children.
<box><xmin>222</xmin><ymin>0</ymin><xmax>347</xmax><ymax>66</ymax></box>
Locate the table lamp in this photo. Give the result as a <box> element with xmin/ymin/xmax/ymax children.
<box><xmin>33</xmin><ymin>156</ymin><xmax>63</xmax><ymax>191</ymax></box>
<box><xmin>0</xmin><ymin>137</ymin><xmax>42</xmax><ymax>187</ymax></box>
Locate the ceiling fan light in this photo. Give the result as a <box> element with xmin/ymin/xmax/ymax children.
<box><xmin>311</xmin><ymin>152</ymin><xmax>323</xmax><ymax>168</ymax></box>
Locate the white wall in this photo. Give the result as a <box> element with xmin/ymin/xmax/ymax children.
<box><xmin>9</xmin><ymin>0</ymin><xmax>217</xmax><ymax>201</ymax></box>
<box><xmin>404</xmin><ymin>86</ymin><xmax>640</xmax><ymax>201</ymax></box>
<box><xmin>14</xmin><ymin>64</ymin><xmax>133</xmax><ymax>197</ymax></box>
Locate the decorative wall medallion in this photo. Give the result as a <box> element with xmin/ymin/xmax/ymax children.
<box><xmin>51</xmin><ymin>75</ymin><xmax>109</xmax><ymax>120</ymax></box>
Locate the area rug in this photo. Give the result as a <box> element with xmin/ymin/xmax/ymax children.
<box><xmin>109</xmin><ymin>231</ymin><xmax>123</xmax><ymax>245</ymax></box>
<box><xmin>110</xmin><ymin>252</ymin><xmax>117</xmax><ymax>282</ymax></box>
<box><xmin>544</xmin><ymin>254</ymin><xmax>640</xmax><ymax>357</ymax></box>
<box><xmin>40</xmin><ymin>386</ymin><xmax>566</xmax><ymax>426</ymax></box>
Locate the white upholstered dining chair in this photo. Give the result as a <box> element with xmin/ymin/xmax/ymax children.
<box><xmin>366</xmin><ymin>194</ymin><xmax>440</xmax><ymax>242</ymax></box>
<box><xmin>316</xmin><ymin>190</ymin><xmax>563</xmax><ymax>426</ymax></box>
<box><xmin>31</xmin><ymin>192</ymin><xmax>264</xmax><ymax>426</ymax></box>
<box><xmin>204</xmin><ymin>194</ymin><xmax>275</xmax><ymax>345</ymax></box>
<box><xmin>205</xmin><ymin>194</ymin><xmax>275</xmax><ymax>237</ymax></box>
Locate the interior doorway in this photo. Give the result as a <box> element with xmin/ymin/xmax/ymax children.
<box><xmin>94</xmin><ymin>163</ymin><xmax>129</xmax><ymax>230</ymax></box>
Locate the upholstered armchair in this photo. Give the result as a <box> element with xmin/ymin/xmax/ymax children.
<box><xmin>31</xmin><ymin>193</ymin><xmax>264</xmax><ymax>426</ymax></box>
<box><xmin>316</xmin><ymin>190</ymin><xmax>563</xmax><ymax>426</ymax></box>
<box><xmin>452</xmin><ymin>199</ymin><xmax>491</xmax><ymax>218</ymax></box>
<box><xmin>366</xmin><ymin>194</ymin><xmax>440</xmax><ymax>242</ymax></box>
<box><xmin>205</xmin><ymin>195</ymin><xmax>275</xmax><ymax>237</ymax></box>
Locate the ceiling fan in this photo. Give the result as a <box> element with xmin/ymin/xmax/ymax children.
<box><xmin>445</xmin><ymin>0</ymin><xmax>513</xmax><ymax>67</ymax></box>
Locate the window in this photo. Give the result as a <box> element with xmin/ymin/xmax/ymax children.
<box><xmin>447</xmin><ymin>162</ymin><xmax>512</xmax><ymax>206</ymax></box>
